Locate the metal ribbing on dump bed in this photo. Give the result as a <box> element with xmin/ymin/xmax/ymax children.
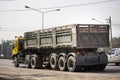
<box><xmin>77</xmin><ymin>24</ymin><xmax>109</xmax><ymax>48</ymax></box>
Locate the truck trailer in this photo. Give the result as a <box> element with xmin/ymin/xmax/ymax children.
<box><xmin>12</xmin><ymin>24</ymin><xmax>109</xmax><ymax>72</ymax></box>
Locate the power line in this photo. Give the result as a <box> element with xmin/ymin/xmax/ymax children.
<box><xmin>0</xmin><ymin>0</ymin><xmax>14</xmax><ymax>2</ymax></box>
<box><xmin>0</xmin><ymin>0</ymin><xmax>119</xmax><ymax>12</ymax></box>
<box><xmin>112</xmin><ymin>24</ymin><xmax>120</xmax><ymax>26</ymax></box>
<box><xmin>0</xmin><ymin>28</ymin><xmax>34</xmax><ymax>31</ymax></box>
<box><xmin>41</xmin><ymin>0</ymin><xmax>119</xmax><ymax>9</ymax></box>
<box><xmin>0</xmin><ymin>28</ymin><xmax>39</xmax><ymax>31</ymax></box>
<box><xmin>0</xmin><ymin>9</ymin><xmax>30</xmax><ymax>12</ymax></box>
<box><xmin>0</xmin><ymin>30</ymin><xmax>27</xmax><ymax>31</ymax></box>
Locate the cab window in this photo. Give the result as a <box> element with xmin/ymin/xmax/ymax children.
<box><xmin>108</xmin><ymin>49</ymin><xmax>115</xmax><ymax>55</ymax></box>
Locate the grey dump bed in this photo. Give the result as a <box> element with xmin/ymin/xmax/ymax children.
<box><xmin>24</xmin><ymin>24</ymin><xmax>109</xmax><ymax>49</ymax></box>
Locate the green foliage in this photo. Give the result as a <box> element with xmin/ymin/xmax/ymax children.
<box><xmin>0</xmin><ymin>40</ymin><xmax>13</xmax><ymax>58</ymax></box>
<box><xmin>112</xmin><ymin>37</ymin><xmax>120</xmax><ymax>48</ymax></box>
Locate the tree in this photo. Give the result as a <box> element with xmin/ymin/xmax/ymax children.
<box><xmin>0</xmin><ymin>40</ymin><xmax>13</xmax><ymax>59</ymax></box>
<box><xmin>112</xmin><ymin>37</ymin><xmax>120</xmax><ymax>48</ymax></box>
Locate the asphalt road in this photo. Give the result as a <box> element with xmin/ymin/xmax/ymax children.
<box><xmin>0</xmin><ymin>59</ymin><xmax>120</xmax><ymax>80</ymax></box>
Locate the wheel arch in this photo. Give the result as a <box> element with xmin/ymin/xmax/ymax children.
<box><xmin>57</xmin><ymin>53</ymin><xmax>67</xmax><ymax>61</ymax></box>
<box><xmin>49</xmin><ymin>53</ymin><xmax>57</xmax><ymax>58</ymax></box>
<box><xmin>12</xmin><ymin>54</ymin><xmax>18</xmax><ymax>59</ymax></box>
<box><xmin>67</xmin><ymin>52</ymin><xmax>77</xmax><ymax>60</ymax></box>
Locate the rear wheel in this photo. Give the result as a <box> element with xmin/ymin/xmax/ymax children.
<box><xmin>67</xmin><ymin>56</ymin><xmax>76</xmax><ymax>72</ymax></box>
<box><xmin>13</xmin><ymin>56</ymin><xmax>19</xmax><ymax>67</ymax></box>
<box><xmin>25</xmin><ymin>55</ymin><xmax>31</xmax><ymax>68</ymax></box>
<box><xmin>31</xmin><ymin>55</ymin><xmax>43</xmax><ymax>69</ymax></box>
<box><xmin>58</xmin><ymin>56</ymin><xmax>66</xmax><ymax>71</ymax></box>
<box><xmin>31</xmin><ymin>56</ymin><xmax>37</xmax><ymax>69</ymax></box>
<box><xmin>50</xmin><ymin>54</ymin><xmax>58</xmax><ymax>69</ymax></box>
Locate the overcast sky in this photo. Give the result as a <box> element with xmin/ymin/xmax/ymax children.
<box><xmin>0</xmin><ymin>0</ymin><xmax>120</xmax><ymax>41</ymax></box>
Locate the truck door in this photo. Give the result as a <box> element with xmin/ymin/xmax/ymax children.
<box><xmin>12</xmin><ymin>39</ymin><xmax>19</xmax><ymax>56</ymax></box>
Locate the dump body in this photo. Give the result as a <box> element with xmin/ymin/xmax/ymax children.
<box><xmin>24</xmin><ymin>24</ymin><xmax>109</xmax><ymax>49</ymax></box>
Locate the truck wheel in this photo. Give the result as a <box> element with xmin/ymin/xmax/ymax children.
<box><xmin>50</xmin><ymin>54</ymin><xmax>57</xmax><ymax>69</ymax></box>
<box><xmin>31</xmin><ymin>56</ymin><xmax>37</xmax><ymax>69</ymax></box>
<box><xmin>25</xmin><ymin>55</ymin><xmax>31</xmax><ymax>68</ymax></box>
<box><xmin>58</xmin><ymin>56</ymin><xmax>66</xmax><ymax>71</ymax></box>
<box><xmin>13</xmin><ymin>57</ymin><xmax>19</xmax><ymax>67</ymax></box>
<box><xmin>115</xmin><ymin>63</ymin><xmax>119</xmax><ymax>66</ymax></box>
<box><xmin>67</xmin><ymin>56</ymin><xmax>76</xmax><ymax>72</ymax></box>
<box><xmin>31</xmin><ymin>56</ymin><xmax>43</xmax><ymax>69</ymax></box>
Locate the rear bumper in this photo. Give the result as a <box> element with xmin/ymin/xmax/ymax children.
<box><xmin>76</xmin><ymin>54</ymin><xmax>108</xmax><ymax>66</ymax></box>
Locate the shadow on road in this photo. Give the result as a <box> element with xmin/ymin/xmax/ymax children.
<box><xmin>0</xmin><ymin>72</ymin><xmax>56</xmax><ymax>80</ymax></box>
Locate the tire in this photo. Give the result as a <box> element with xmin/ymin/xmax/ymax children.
<box><xmin>13</xmin><ymin>57</ymin><xmax>19</xmax><ymax>67</ymax></box>
<box><xmin>58</xmin><ymin>56</ymin><xmax>66</xmax><ymax>71</ymax></box>
<box><xmin>67</xmin><ymin>56</ymin><xmax>76</xmax><ymax>72</ymax></box>
<box><xmin>115</xmin><ymin>63</ymin><xmax>119</xmax><ymax>66</ymax></box>
<box><xmin>31</xmin><ymin>56</ymin><xmax>37</xmax><ymax>69</ymax></box>
<box><xmin>25</xmin><ymin>55</ymin><xmax>31</xmax><ymax>68</ymax></box>
<box><xmin>31</xmin><ymin>55</ymin><xmax>43</xmax><ymax>69</ymax></box>
<box><xmin>50</xmin><ymin>54</ymin><xmax>58</xmax><ymax>69</ymax></box>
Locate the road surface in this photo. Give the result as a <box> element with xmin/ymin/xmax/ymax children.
<box><xmin>0</xmin><ymin>59</ymin><xmax>120</xmax><ymax>80</ymax></box>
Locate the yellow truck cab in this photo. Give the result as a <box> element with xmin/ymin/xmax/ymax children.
<box><xmin>12</xmin><ymin>36</ymin><xmax>24</xmax><ymax>67</ymax></box>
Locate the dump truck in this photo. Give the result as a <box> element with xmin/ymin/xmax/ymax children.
<box><xmin>12</xmin><ymin>24</ymin><xmax>109</xmax><ymax>72</ymax></box>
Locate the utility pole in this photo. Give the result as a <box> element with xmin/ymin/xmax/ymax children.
<box><xmin>92</xmin><ymin>17</ymin><xmax>112</xmax><ymax>49</ymax></box>
<box><xmin>1</xmin><ymin>40</ymin><xmax>3</xmax><ymax>57</ymax></box>
<box><xmin>106</xmin><ymin>16</ymin><xmax>112</xmax><ymax>49</ymax></box>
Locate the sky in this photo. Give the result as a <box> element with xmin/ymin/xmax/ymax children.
<box><xmin>0</xmin><ymin>0</ymin><xmax>120</xmax><ymax>42</ymax></box>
